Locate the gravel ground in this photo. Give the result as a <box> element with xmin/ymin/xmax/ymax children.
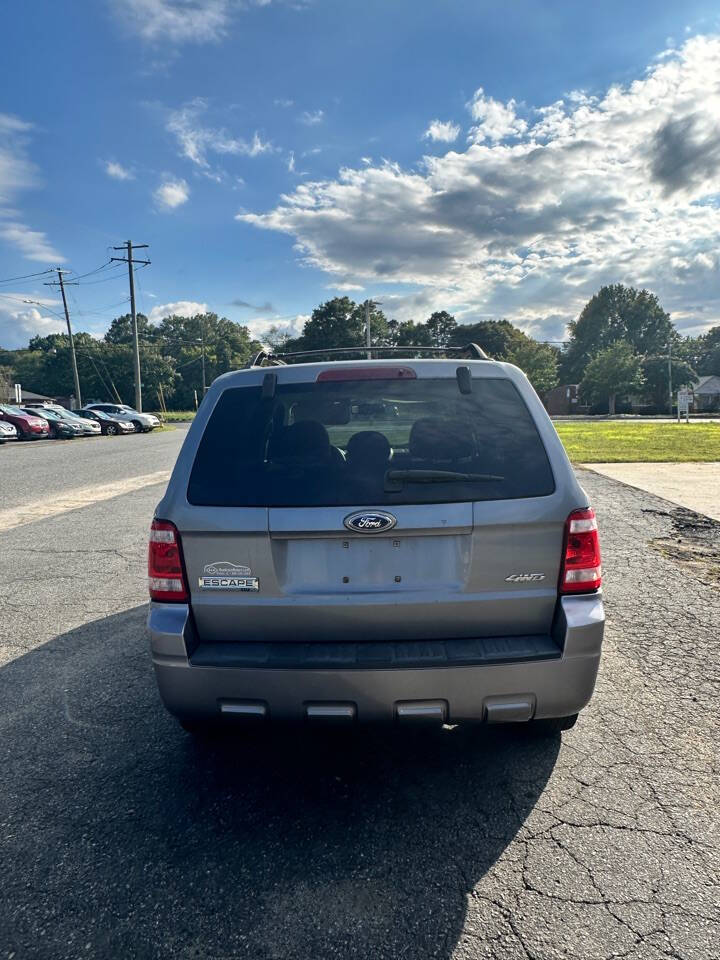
<box><xmin>0</xmin><ymin>435</ymin><xmax>718</xmax><ymax>959</ymax></box>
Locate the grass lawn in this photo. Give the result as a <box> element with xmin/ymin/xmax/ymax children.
<box><xmin>150</xmin><ymin>411</ymin><xmax>195</xmax><ymax>422</ymax></box>
<box><xmin>148</xmin><ymin>412</ymin><xmax>720</xmax><ymax>462</ymax></box>
<box><xmin>555</xmin><ymin>422</ymin><xmax>720</xmax><ymax>462</ymax></box>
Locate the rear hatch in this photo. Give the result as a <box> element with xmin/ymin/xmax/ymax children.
<box><xmin>179</xmin><ymin>366</ymin><xmax>564</xmax><ymax>643</ymax></box>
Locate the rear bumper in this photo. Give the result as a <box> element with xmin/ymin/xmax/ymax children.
<box><xmin>148</xmin><ymin>594</ymin><xmax>604</xmax><ymax>724</ymax></box>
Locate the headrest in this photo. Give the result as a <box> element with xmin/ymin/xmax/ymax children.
<box><xmin>346</xmin><ymin>431</ymin><xmax>391</xmax><ymax>466</ymax></box>
<box><xmin>409</xmin><ymin>418</ymin><xmax>474</xmax><ymax>461</ymax></box>
<box><xmin>272</xmin><ymin>420</ymin><xmax>331</xmax><ymax>460</ymax></box>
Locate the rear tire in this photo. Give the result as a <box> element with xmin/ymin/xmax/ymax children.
<box><xmin>178</xmin><ymin>716</ymin><xmax>221</xmax><ymax>737</ymax></box>
<box><xmin>132</xmin><ymin>420</ymin><xmax>143</xmax><ymax>433</ymax></box>
<box><xmin>529</xmin><ymin>713</ymin><xmax>579</xmax><ymax>735</ymax></box>
<box><xmin>106</xmin><ymin>423</ymin><xmax>118</xmax><ymax>436</ymax></box>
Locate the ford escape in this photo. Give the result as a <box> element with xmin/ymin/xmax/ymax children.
<box><xmin>148</xmin><ymin>348</ymin><xmax>604</xmax><ymax>734</ymax></box>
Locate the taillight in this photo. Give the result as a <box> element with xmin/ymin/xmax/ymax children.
<box><xmin>560</xmin><ymin>507</ymin><xmax>602</xmax><ymax>594</ymax></box>
<box><xmin>148</xmin><ymin>519</ymin><xmax>189</xmax><ymax>602</ymax></box>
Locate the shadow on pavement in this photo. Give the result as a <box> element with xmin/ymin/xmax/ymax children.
<box><xmin>1</xmin><ymin>606</ymin><xmax>560</xmax><ymax>959</ymax></box>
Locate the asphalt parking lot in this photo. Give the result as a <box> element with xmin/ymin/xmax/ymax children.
<box><xmin>1</xmin><ymin>428</ymin><xmax>718</xmax><ymax>960</ymax></box>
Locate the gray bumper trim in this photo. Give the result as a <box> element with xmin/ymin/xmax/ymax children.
<box><xmin>189</xmin><ymin>634</ymin><xmax>560</xmax><ymax>670</ymax></box>
<box><xmin>148</xmin><ymin>594</ymin><xmax>604</xmax><ymax>723</ymax></box>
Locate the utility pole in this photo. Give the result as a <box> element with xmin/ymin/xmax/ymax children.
<box><xmin>365</xmin><ymin>300</ymin><xmax>371</xmax><ymax>359</ymax></box>
<box><xmin>668</xmin><ymin>342</ymin><xmax>673</xmax><ymax>416</ymax></box>
<box><xmin>111</xmin><ymin>241</ymin><xmax>150</xmax><ymax>411</ymax></box>
<box><xmin>200</xmin><ymin>316</ymin><xmax>206</xmax><ymax>394</ymax></box>
<box><xmin>45</xmin><ymin>269</ymin><xmax>82</xmax><ymax>408</ymax></box>
<box><xmin>364</xmin><ymin>299</ymin><xmax>382</xmax><ymax>359</ymax></box>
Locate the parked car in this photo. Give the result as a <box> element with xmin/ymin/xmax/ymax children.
<box><xmin>21</xmin><ymin>406</ymin><xmax>83</xmax><ymax>439</ymax></box>
<box><xmin>78</xmin><ymin>407</ymin><xmax>135</xmax><ymax>436</ymax></box>
<box><xmin>0</xmin><ymin>404</ymin><xmax>50</xmax><ymax>440</ymax></box>
<box><xmin>23</xmin><ymin>402</ymin><xmax>101</xmax><ymax>436</ymax></box>
<box><xmin>0</xmin><ymin>420</ymin><xmax>18</xmax><ymax>443</ymax></box>
<box><xmin>86</xmin><ymin>404</ymin><xmax>160</xmax><ymax>433</ymax></box>
<box><xmin>148</xmin><ymin>347</ymin><xmax>604</xmax><ymax>737</ymax></box>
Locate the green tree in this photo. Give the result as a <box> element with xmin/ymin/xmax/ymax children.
<box><xmin>641</xmin><ymin>356</ymin><xmax>697</xmax><ymax>408</ymax></box>
<box><xmin>284</xmin><ymin>298</ymin><xmax>390</xmax><ymax>356</ymax></box>
<box><xmin>386</xmin><ymin>318</ymin><xmax>434</xmax><ymax>347</ymax></box>
<box><xmin>580</xmin><ymin>341</ymin><xmax>645</xmax><ymax>415</ymax></box>
<box><xmin>0</xmin><ymin>364</ymin><xmax>13</xmax><ymax>400</ymax></box>
<box><xmin>450</xmin><ymin>319</ymin><xmax>527</xmax><ymax>358</ymax></box>
<box><xmin>507</xmin><ymin>340</ymin><xmax>559</xmax><ymax>395</ymax></box>
<box><xmin>695</xmin><ymin>326</ymin><xmax>720</xmax><ymax>376</ymax></box>
<box><xmin>425</xmin><ymin>311</ymin><xmax>457</xmax><ymax>347</ymax></box>
<box><xmin>104</xmin><ymin>313</ymin><xmax>154</xmax><ymax>345</ymax></box>
<box><xmin>562</xmin><ymin>285</ymin><xmax>676</xmax><ymax>382</ymax></box>
<box><xmin>152</xmin><ymin>312</ymin><xmax>261</xmax><ymax>409</ymax></box>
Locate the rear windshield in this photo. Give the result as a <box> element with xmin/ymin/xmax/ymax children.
<box><xmin>187</xmin><ymin>376</ymin><xmax>554</xmax><ymax>507</ymax></box>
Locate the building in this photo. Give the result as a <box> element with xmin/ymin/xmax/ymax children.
<box><xmin>2</xmin><ymin>387</ymin><xmax>54</xmax><ymax>405</ymax></box>
<box><xmin>693</xmin><ymin>375</ymin><xmax>720</xmax><ymax>412</ymax></box>
<box><xmin>544</xmin><ymin>383</ymin><xmax>581</xmax><ymax>415</ymax></box>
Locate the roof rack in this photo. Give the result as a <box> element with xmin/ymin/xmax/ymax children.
<box><xmin>246</xmin><ymin>342</ymin><xmax>490</xmax><ymax>368</ymax></box>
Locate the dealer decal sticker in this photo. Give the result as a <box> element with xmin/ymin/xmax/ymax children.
<box><xmin>199</xmin><ymin>561</ymin><xmax>259</xmax><ymax>591</ymax></box>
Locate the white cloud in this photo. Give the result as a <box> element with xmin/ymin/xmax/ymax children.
<box><xmin>299</xmin><ymin>109</ymin><xmax>324</xmax><ymax>126</ymax></box>
<box><xmin>239</xmin><ymin>34</ymin><xmax>720</xmax><ymax>337</ymax></box>
<box><xmin>423</xmin><ymin>120</ymin><xmax>460</xmax><ymax>143</ymax></box>
<box><xmin>326</xmin><ymin>282</ymin><xmax>365</xmax><ymax>292</ymax></box>
<box><xmin>123</xmin><ymin>0</ymin><xmax>232</xmax><ymax>44</ymax></box>
<box><xmin>166</xmin><ymin>99</ymin><xmax>274</xmax><ymax>169</ymax></box>
<box><xmin>466</xmin><ymin>87</ymin><xmax>527</xmax><ymax>142</ymax></box>
<box><xmin>246</xmin><ymin>313</ymin><xmax>307</xmax><ymax>342</ymax></box>
<box><xmin>0</xmin><ymin>113</ymin><xmax>64</xmax><ymax>264</ymax></box>
<box><xmin>153</xmin><ymin>177</ymin><xmax>190</xmax><ymax>210</ymax></box>
<box><xmin>0</xmin><ymin>297</ymin><xmax>65</xmax><ymax>349</ymax></box>
<box><xmin>274</xmin><ymin>98</ymin><xmax>294</xmax><ymax>108</ymax></box>
<box><xmin>0</xmin><ymin>222</ymin><xmax>65</xmax><ymax>263</ymax></box>
<box><xmin>104</xmin><ymin>160</ymin><xmax>134</xmax><ymax>180</ymax></box>
<box><xmin>148</xmin><ymin>299</ymin><xmax>208</xmax><ymax>322</ymax></box>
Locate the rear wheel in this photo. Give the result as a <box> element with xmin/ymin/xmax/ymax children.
<box><xmin>529</xmin><ymin>713</ymin><xmax>579</xmax><ymax>735</ymax></box>
<box><xmin>132</xmin><ymin>420</ymin><xmax>143</xmax><ymax>433</ymax></box>
<box><xmin>106</xmin><ymin>423</ymin><xmax>118</xmax><ymax>436</ymax></box>
<box><xmin>178</xmin><ymin>716</ymin><xmax>222</xmax><ymax>737</ymax></box>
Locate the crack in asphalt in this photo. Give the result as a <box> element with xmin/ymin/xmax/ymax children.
<box><xmin>0</xmin><ymin>453</ymin><xmax>718</xmax><ymax>960</ymax></box>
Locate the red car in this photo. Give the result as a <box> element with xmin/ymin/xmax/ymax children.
<box><xmin>0</xmin><ymin>404</ymin><xmax>50</xmax><ymax>440</ymax></box>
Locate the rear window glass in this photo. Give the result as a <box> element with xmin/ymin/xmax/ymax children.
<box><xmin>187</xmin><ymin>376</ymin><xmax>554</xmax><ymax>507</ymax></box>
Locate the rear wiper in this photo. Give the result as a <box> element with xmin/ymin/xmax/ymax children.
<box><xmin>384</xmin><ymin>468</ymin><xmax>503</xmax><ymax>491</ymax></box>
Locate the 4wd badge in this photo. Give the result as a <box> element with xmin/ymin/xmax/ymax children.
<box><xmin>199</xmin><ymin>560</ymin><xmax>259</xmax><ymax>591</ymax></box>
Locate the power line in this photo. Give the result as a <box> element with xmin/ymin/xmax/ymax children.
<box><xmin>70</xmin><ymin>266</ymin><xmax>129</xmax><ymax>286</ymax></box>
<box><xmin>0</xmin><ymin>268</ymin><xmax>54</xmax><ymax>285</ymax></box>
<box><xmin>70</xmin><ymin>260</ymin><xmax>119</xmax><ymax>281</ymax></box>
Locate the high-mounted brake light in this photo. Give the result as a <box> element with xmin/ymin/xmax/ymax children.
<box><xmin>148</xmin><ymin>519</ymin><xmax>189</xmax><ymax>602</ymax></box>
<box><xmin>316</xmin><ymin>366</ymin><xmax>416</xmax><ymax>381</ymax></box>
<box><xmin>559</xmin><ymin>507</ymin><xmax>602</xmax><ymax>594</ymax></box>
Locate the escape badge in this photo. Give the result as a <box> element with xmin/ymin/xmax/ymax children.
<box><xmin>199</xmin><ymin>560</ymin><xmax>259</xmax><ymax>591</ymax></box>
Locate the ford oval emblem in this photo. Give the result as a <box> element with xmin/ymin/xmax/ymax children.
<box><xmin>344</xmin><ymin>510</ymin><xmax>397</xmax><ymax>534</ymax></box>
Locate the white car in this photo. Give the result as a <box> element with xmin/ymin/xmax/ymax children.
<box><xmin>86</xmin><ymin>404</ymin><xmax>160</xmax><ymax>433</ymax></box>
<box><xmin>0</xmin><ymin>420</ymin><xmax>18</xmax><ymax>443</ymax></box>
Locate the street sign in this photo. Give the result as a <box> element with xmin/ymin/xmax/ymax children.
<box><xmin>677</xmin><ymin>389</ymin><xmax>691</xmax><ymax>423</ymax></box>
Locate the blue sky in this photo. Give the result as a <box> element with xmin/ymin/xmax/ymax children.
<box><xmin>1</xmin><ymin>0</ymin><xmax>719</xmax><ymax>348</ymax></box>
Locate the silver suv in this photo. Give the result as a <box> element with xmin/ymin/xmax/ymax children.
<box><xmin>148</xmin><ymin>348</ymin><xmax>604</xmax><ymax>734</ymax></box>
